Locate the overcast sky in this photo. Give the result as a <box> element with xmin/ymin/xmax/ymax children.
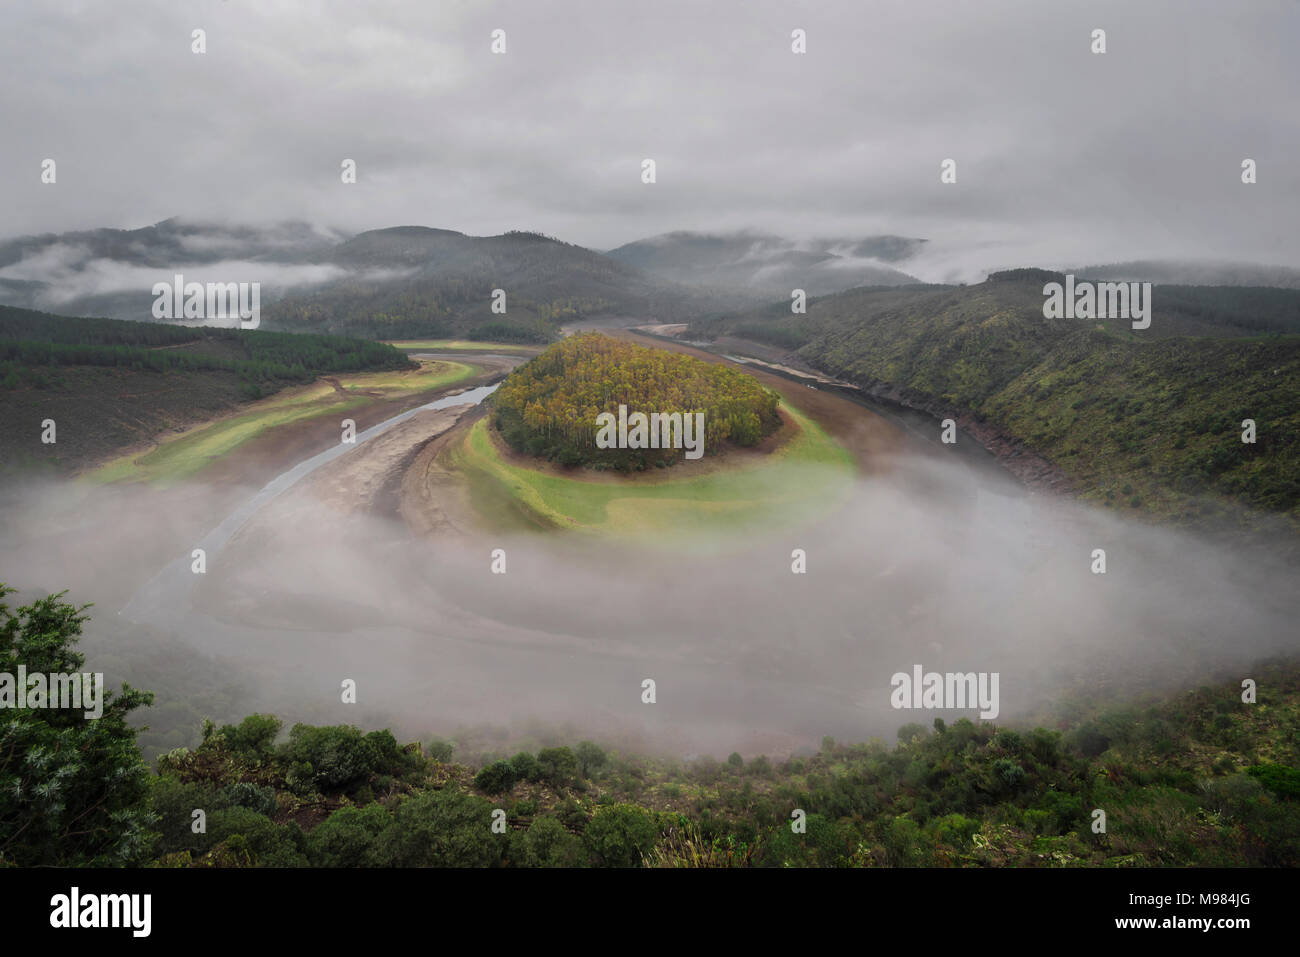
<box><xmin>2</xmin><ymin>0</ymin><xmax>1296</xmax><ymax>281</ymax></box>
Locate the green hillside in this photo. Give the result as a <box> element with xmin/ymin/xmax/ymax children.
<box><xmin>0</xmin><ymin>308</ymin><xmax>414</xmax><ymax>476</ymax></box>
<box><xmin>689</xmin><ymin>276</ymin><xmax>1300</xmax><ymax>531</ymax></box>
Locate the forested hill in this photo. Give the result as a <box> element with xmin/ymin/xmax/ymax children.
<box><xmin>261</xmin><ymin>227</ymin><xmax>722</xmax><ymax>343</ymax></box>
<box><xmin>1070</xmin><ymin>259</ymin><xmax>1300</xmax><ymax>289</ymax></box>
<box><xmin>0</xmin><ymin>219</ymin><xmax>729</xmax><ymax>345</ymax></box>
<box><xmin>0</xmin><ymin>307</ymin><xmax>410</xmax><ymax>390</ymax></box>
<box><xmin>687</xmin><ymin>276</ymin><xmax>1300</xmax><ymax>532</ymax></box>
<box><xmin>0</xmin><ymin>307</ymin><xmax>412</xmax><ymax>476</ymax></box>
<box><xmin>491</xmin><ymin>333</ymin><xmax>781</xmax><ymax>467</ymax></box>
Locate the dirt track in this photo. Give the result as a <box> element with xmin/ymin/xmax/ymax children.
<box><xmin>265</xmin><ymin>406</ymin><xmax>471</xmax><ymax>520</ymax></box>
<box><xmin>395</xmin><ymin>406</ymin><xmax>488</xmax><ymax>538</ymax></box>
<box><xmin>198</xmin><ymin>353</ymin><xmax>517</xmax><ymax>493</ymax></box>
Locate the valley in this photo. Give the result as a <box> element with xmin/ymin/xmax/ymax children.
<box><xmin>2</xmin><ymin>228</ymin><xmax>1297</xmax><ymax>875</ymax></box>
<box><xmin>4</xmin><ymin>0</ymin><xmax>1299</xmax><ymax>889</ymax></box>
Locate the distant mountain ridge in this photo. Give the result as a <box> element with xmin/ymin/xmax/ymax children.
<box><xmin>0</xmin><ymin>218</ymin><xmax>347</xmax><ymax>320</ymax></box>
<box><xmin>0</xmin><ymin>217</ymin><xmax>344</xmax><ymax>271</ymax></box>
<box><xmin>0</xmin><ymin>220</ymin><xmax>723</xmax><ymax>341</ymax></box>
<box><xmin>605</xmin><ymin>230</ymin><xmax>925</xmax><ymax>296</ymax></box>
<box><xmin>268</xmin><ymin>225</ymin><xmax>717</xmax><ymax>341</ymax></box>
<box><xmin>1070</xmin><ymin>260</ymin><xmax>1300</xmax><ymax>289</ymax></box>
<box><xmin>6</xmin><ymin>220</ymin><xmax>1300</xmax><ymax>346</ymax></box>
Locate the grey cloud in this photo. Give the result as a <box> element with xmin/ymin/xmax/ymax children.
<box><xmin>0</xmin><ymin>241</ymin><xmax>414</xmax><ymax>312</ymax></box>
<box><xmin>0</xmin><ymin>0</ymin><xmax>1295</xmax><ymax>278</ymax></box>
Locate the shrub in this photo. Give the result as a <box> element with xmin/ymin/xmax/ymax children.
<box><xmin>474</xmin><ymin>760</ymin><xmax>519</xmax><ymax>795</ymax></box>
<box><xmin>280</xmin><ymin>724</ymin><xmax>382</xmax><ymax>792</ymax></box>
<box><xmin>537</xmin><ymin>746</ymin><xmax>578</xmax><ymax>785</ymax></box>
<box><xmin>930</xmin><ymin>813</ymin><xmax>980</xmax><ymax>849</ymax></box>
<box><xmin>217</xmin><ymin>714</ymin><xmax>282</xmax><ymax>758</ymax></box>
<box><xmin>205</xmin><ymin>807</ymin><xmax>308</xmax><ymax>867</ymax></box>
<box><xmin>575</xmin><ymin>741</ymin><xmax>608</xmax><ymax>779</ymax></box>
<box><xmin>508</xmin><ymin>751</ymin><xmax>542</xmax><ymax>782</ymax></box>
<box><xmin>882</xmin><ymin>816</ymin><xmax>929</xmax><ymax>867</ymax></box>
<box><xmin>583</xmin><ymin>803</ymin><xmax>660</xmax><ymax>867</ymax></box>
<box><xmin>368</xmin><ymin>789</ymin><xmax>502</xmax><ymax>867</ymax></box>
<box><xmin>426</xmin><ymin>737</ymin><xmax>455</xmax><ymax>763</ymax></box>
<box><xmin>1246</xmin><ymin>764</ymin><xmax>1300</xmax><ymax>800</ymax></box>
<box><xmin>760</xmin><ymin>813</ymin><xmax>852</xmax><ymax>867</ymax></box>
<box><xmin>306</xmin><ymin>804</ymin><xmax>391</xmax><ymax>867</ymax></box>
<box><xmin>522</xmin><ymin>816</ymin><xmax>587</xmax><ymax>867</ymax></box>
<box><xmin>285</xmin><ymin>761</ymin><xmax>316</xmax><ymax>797</ymax></box>
<box><xmin>993</xmin><ymin>759</ymin><xmax>1026</xmax><ymax>790</ymax></box>
<box><xmin>150</xmin><ymin>775</ymin><xmax>226</xmax><ymax>857</ymax></box>
<box><xmin>1198</xmin><ymin>774</ymin><xmax>1264</xmax><ymax>818</ymax></box>
<box><xmin>226</xmin><ymin>781</ymin><xmax>277</xmax><ymax>817</ymax></box>
<box><xmin>1025</xmin><ymin>728</ymin><xmax>1063</xmax><ymax>764</ymax></box>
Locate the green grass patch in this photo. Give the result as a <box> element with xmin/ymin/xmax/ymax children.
<box><xmin>451</xmin><ymin>399</ymin><xmax>854</xmax><ymax>541</ymax></box>
<box><xmin>384</xmin><ymin>340</ymin><xmax>540</xmax><ymax>352</ymax></box>
<box><xmin>91</xmin><ymin>360</ymin><xmax>475</xmax><ymax>486</ymax></box>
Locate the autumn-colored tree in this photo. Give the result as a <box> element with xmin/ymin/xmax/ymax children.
<box><xmin>492</xmin><ymin>333</ymin><xmax>781</xmax><ymax>469</ymax></box>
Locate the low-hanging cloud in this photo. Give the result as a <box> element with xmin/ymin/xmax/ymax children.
<box><xmin>2</xmin><ymin>432</ymin><xmax>1292</xmax><ymax>757</ymax></box>
<box><xmin>0</xmin><ymin>243</ymin><xmax>415</xmax><ymax>311</ymax></box>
